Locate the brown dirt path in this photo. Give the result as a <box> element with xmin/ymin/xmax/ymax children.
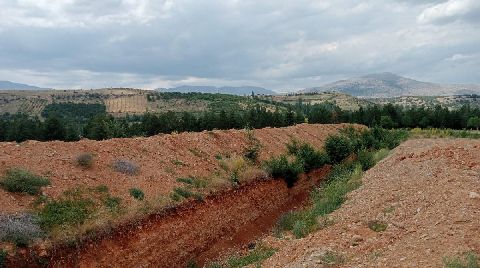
<box><xmin>261</xmin><ymin>138</ymin><xmax>480</xmax><ymax>267</ymax></box>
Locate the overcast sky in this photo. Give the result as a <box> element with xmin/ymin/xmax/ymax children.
<box><xmin>0</xmin><ymin>0</ymin><xmax>479</xmax><ymax>91</ymax></box>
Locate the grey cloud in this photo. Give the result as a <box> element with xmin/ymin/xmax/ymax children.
<box><xmin>0</xmin><ymin>0</ymin><xmax>478</xmax><ymax>90</ymax></box>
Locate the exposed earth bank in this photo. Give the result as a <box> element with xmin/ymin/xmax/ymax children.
<box><xmin>261</xmin><ymin>138</ymin><xmax>480</xmax><ymax>267</ymax></box>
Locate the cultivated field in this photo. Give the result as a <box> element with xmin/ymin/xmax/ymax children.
<box><xmin>261</xmin><ymin>138</ymin><xmax>480</xmax><ymax>267</ymax></box>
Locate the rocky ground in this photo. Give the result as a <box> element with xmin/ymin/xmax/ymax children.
<box><xmin>262</xmin><ymin>138</ymin><xmax>480</xmax><ymax>267</ymax></box>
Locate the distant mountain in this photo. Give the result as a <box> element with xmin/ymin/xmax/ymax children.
<box><xmin>0</xmin><ymin>81</ymin><xmax>47</xmax><ymax>90</ymax></box>
<box><xmin>301</xmin><ymin>72</ymin><xmax>480</xmax><ymax>97</ymax></box>
<box><xmin>156</xmin><ymin>85</ymin><xmax>276</xmax><ymax>95</ymax></box>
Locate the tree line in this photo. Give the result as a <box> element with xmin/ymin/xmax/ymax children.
<box><xmin>0</xmin><ymin>102</ymin><xmax>479</xmax><ymax>143</ymax></box>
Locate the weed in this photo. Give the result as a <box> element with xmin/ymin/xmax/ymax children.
<box><xmin>368</xmin><ymin>220</ymin><xmax>388</xmax><ymax>232</ymax></box>
<box><xmin>176</xmin><ymin>177</ymin><xmax>208</xmax><ymax>189</ymax></box>
<box><xmin>287</xmin><ymin>141</ymin><xmax>329</xmax><ymax>172</ymax></box>
<box><xmin>277</xmin><ymin>210</ymin><xmax>317</xmax><ymax>238</ymax></box>
<box><xmin>226</xmin><ymin>246</ymin><xmax>277</xmax><ymax>268</ymax></box>
<box><xmin>0</xmin><ymin>169</ymin><xmax>50</xmax><ymax>195</ymax></box>
<box><xmin>443</xmin><ymin>252</ymin><xmax>479</xmax><ymax>268</ymax></box>
<box><xmin>215</xmin><ymin>154</ymin><xmax>223</xmax><ymax>160</ymax></box>
<box><xmin>0</xmin><ymin>213</ymin><xmax>44</xmax><ymax>247</ymax></box>
<box><xmin>320</xmin><ymin>250</ymin><xmax>346</xmax><ymax>265</ymax></box>
<box><xmin>186</xmin><ymin>260</ymin><xmax>198</xmax><ymax>268</ymax></box>
<box><xmin>103</xmin><ymin>196</ymin><xmax>122</xmax><ymax>213</ymax></box>
<box><xmin>95</xmin><ymin>185</ymin><xmax>109</xmax><ymax>193</ymax></box>
<box><xmin>75</xmin><ymin>153</ymin><xmax>94</xmax><ymax>168</ymax></box>
<box><xmin>189</xmin><ymin>148</ymin><xmax>203</xmax><ymax>157</ymax></box>
<box><xmin>264</xmin><ymin>155</ymin><xmax>304</xmax><ymax>187</ymax></box>
<box><xmin>171</xmin><ymin>159</ymin><xmax>185</xmax><ymax>166</ymax></box>
<box><xmin>383</xmin><ymin>206</ymin><xmax>395</xmax><ymax>214</ymax></box>
<box><xmin>170</xmin><ymin>187</ymin><xmax>203</xmax><ymax>201</ymax></box>
<box><xmin>112</xmin><ymin>159</ymin><xmax>139</xmax><ymax>175</ymax></box>
<box><xmin>129</xmin><ymin>188</ymin><xmax>145</xmax><ymax>200</ymax></box>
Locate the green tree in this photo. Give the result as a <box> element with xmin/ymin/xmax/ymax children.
<box><xmin>43</xmin><ymin>116</ymin><xmax>66</xmax><ymax>141</ymax></box>
<box><xmin>467</xmin><ymin>116</ymin><xmax>480</xmax><ymax>130</ymax></box>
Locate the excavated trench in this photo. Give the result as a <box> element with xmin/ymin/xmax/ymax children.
<box><xmin>14</xmin><ymin>167</ymin><xmax>330</xmax><ymax>267</ymax></box>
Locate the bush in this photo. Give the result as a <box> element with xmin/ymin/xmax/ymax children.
<box><xmin>76</xmin><ymin>153</ymin><xmax>94</xmax><ymax>168</ymax></box>
<box><xmin>103</xmin><ymin>196</ymin><xmax>122</xmax><ymax>213</ymax></box>
<box><xmin>0</xmin><ymin>169</ymin><xmax>50</xmax><ymax>195</ymax></box>
<box><xmin>38</xmin><ymin>198</ymin><xmax>95</xmax><ymax>229</ymax></box>
<box><xmin>277</xmin><ymin>210</ymin><xmax>317</xmax><ymax>238</ymax></box>
<box><xmin>368</xmin><ymin>220</ymin><xmax>388</xmax><ymax>232</ymax></box>
<box><xmin>243</xmin><ymin>128</ymin><xmax>262</xmax><ymax>162</ymax></box>
<box><xmin>0</xmin><ymin>213</ymin><xmax>43</xmax><ymax>247</ymax></box>
<box><xmin>112</xmin><ymin>159</ymin><xmax>139</xmax><ymax>175</ymax></box>
<box><xmin>357</xmin><ymin>150</ymin><xmax>375</xmax><ymax>171</ymax></box>
<box><xmin>324</xmin><ymin>135</ymin><xmax>353</xmax><ymax>164</ymax></box>
<box><xmin>292</xmin><ymin>143</ymin><xmax>330</xmax><ymax>172</ymax></box>
<box><xmin>129</xmin><ymin>188</ymin><xmax>145</xmax><ymax>200</ymax></box>
<box><xmin>170</xmin><ymin>187</ymin><xmax>203</xmax><ymax>201</ymax></box>
<box><xmin>264</xmin><ymin>155</ymin><xmax>304</xmax><ymax>187</ymax></box>
<box><xmin>226</xmin><ymin>246</ymin><xmax>276</xmax><ymax>268</ymax></box>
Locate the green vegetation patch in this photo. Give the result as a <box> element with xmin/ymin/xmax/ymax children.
<box><xmin>75</xmin><ymin>152</ymin><xmax>95</xmax><ymax>168</ymax></box>
<box><xmin>0</xmin><ymin>169</ymin><xmax>50</xmax><ymax>195</ymax></box>
<box><xmin>367</xmin><ymin>220</ymin><xmax>388</xmax><ymax>232</ymax></box>
<box><xmin>129</xmin><ymin>188</ymin><xmax>145</xmax><ymax>200</ymax></box>
<box><xmin>222</xmin><ymin>246</ymin><xmax>277</xmax><ymax>268</ymax></box>
<box><xmin>443</xmin><ymin>252</ymin><xmax>479</xmax><ymax>268</ymax></box>
<box><xmin>0</xmin><ymin>250</ymin><xmax>6</xmax><ymax>268</ymax></box>
<box><xmin>264</xmin><ymin>155</ymin><xmax>304</xmax><ymax>188</ymax></box>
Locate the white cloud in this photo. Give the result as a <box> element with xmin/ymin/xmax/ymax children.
<box><xmin>418</xmin><ymin>0</ymin><xmax>480</xmax><ymax>24</ymax></box>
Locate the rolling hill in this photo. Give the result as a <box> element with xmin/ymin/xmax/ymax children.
<box><xmin>156</xmin><ymin>85</ymin><xmax>276</xmax><ymax>95</ymax></box>
<box><xmin>0</xmin><ymin>81</ymin><xmax>47</xmax><ymax>90</ymax></box>
<box><xmin>302</xmin><ymin>72</ymin><xmax>480</xmax><ymax>97</ymax></box>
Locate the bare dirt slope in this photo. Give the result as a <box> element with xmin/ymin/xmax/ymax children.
<box><xmin>262</xmin><ymin>138</ymin><xmax>480</xmax><ymax>267</ymax></box>
<box><xmin>0</xmin><ymin>123</ymin><xmax>351</xmax><ymax>214</ymax></box>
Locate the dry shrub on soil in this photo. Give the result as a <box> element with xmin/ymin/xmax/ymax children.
<box><xmin>443</xmin><ymin>252</ymin><xmax>479</xmax><ymax>268</ymax></box>
<box><xmin>112</xmin><ymin>159</ymin><xmax>139</xmax><ymax>175</ymax></box>
<box><xmin>0</xmin><ymin>213</ymin><xmax>44</xmax><ymax>247</ymax></box>
<box><xmin>75</xmin><ymin>153</ymin><xmax>95</xmax><ymax>168</ymax></box>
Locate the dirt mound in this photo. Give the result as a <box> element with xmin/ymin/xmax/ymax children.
<box><xmin>0</xmin><ymin>123</ymin><xmax>352</xmax><ymax>215</ymax></box>
<box><xmin>262</xmin><ymin>138</ymin><xmax>480</xmax><ymax>267</ymax></box>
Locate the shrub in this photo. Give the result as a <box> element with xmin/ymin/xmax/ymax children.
<box><xmin>357</xmin><ymin>150</ymin><xmax>375</xmax><ymax>171</ymax></box>
<box><xmin>226</xmin><ymin>246</ymin><xmax>276</xmax><ymax>268</ymax></box>
<box><xmin>293</xmin><ymin>143</ymin><xmax>330</xmax><ymax>172</ymax></box>
<box><xmin>325</xmin><ymin>135</ymin><xmax>353</xmax><ymax>164</ymax></box>
<box><xmin>129</xmin><ymin>188</ymin><xmax>145</xmax><ymax>200</ymax></box>
<box><xmin>103</xmin><ymin>196</ymin><xmax>122</xmax><ymax>213</ymax></box>
<box><xmin>0</xmin><ymin>213</ymin><xmax>43</xmax><ymax>247</ymax></box>
<box><xmin>176</xmin><ymin>177</ymin><xmax>208</xmax><ymax>189</ymax></box>
<box><xmin>264</xmin><ymin>155</ymin><xmax>304</xmax><ymax>188</ymax></box>
<box><xmin>112</xmin><ymin>159</ymin><xmax>139</xmax><ymax>175</ymax></box>
<box><xmin>38</xmin><ymin>198</ymin><xmax>95</xmax><ymax>229</ymax></box>
<box><xmin>170</xmin><ymin>187</ymin><xmax>203</xmax><ymax>201</ymax></box>
<box><xmin>0</xmin><ymin>169</ymin><xmax>50</xmax><ymax>195</ymax></box>
<box><xmin>95</xmin><ymin>185</ymin><xmax>109</xmax><ymax>193</ymax></box>
<box><xmin>277</xmin><ymin>209</ymin><xmax>317</xmax><ymax>239</ymax></box>
<box><xmin>75</xmin><ymin>153</ymin><xmax>94</xmax><ymax>168</ymax></box>
<box><xmin>243</xmin><ymin>128</ymin><xmax>262</xmax><ymax>162</ymax></box>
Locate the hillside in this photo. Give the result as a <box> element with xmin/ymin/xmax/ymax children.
<box><xmin>262</xmin><ymin>138</ymin><xmax>480</xmax><ymax>267</ymax></box>
<box><xmin>368</xmin><ymin>94</ymin><xmax>480</xmax><ymax>109</ymax></box>
<box><xmin>268</xmin><ymin>92</ymin><xmax>373</xmax><ymax>111</ymax></box>
<box><xmin>302</xmin><ymin>72</ymin><xmax>480</xmax><ymax>97</ymax></box>
<box><xmin>0</xmin><ymin>81</ymin><xmax>47</xmax><ymax>90</ymax></box>
<box><xmin>156</xmin><ymin>85</ymin><xmax>276</xmax><ymax>96</ymax></box>
<box><xmin>0</xmin><ymin>88</ymin><xmax>279</xmax><ymax>117</ymax></box>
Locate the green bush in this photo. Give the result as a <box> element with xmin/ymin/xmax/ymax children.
<box><xmin>38</xmin><ymin>198</ymin><xmax>95</xmax><ymax>229</ymax></box>
<box><xmin>170</xmin><ymin>187</ymin><xmax>203</xmax><ymax>201</ymax></box>
<box><xmin>103</xmin><ymin>196</ymin><xmax>122</xmax><ymax>213</ymax></box>
<box><xmin>324</xmin><ymin>135</ymin><xmax>353</xmax><ymax>164</ymax></box>
<box><xmin>243</xmin><ymin>128</ymin><xmax>262</xmax><ymax>162</ymax></box>
<box><xmin>0</xmin><ymin>169</ymin><xmax>50</xmax><ymax>195</ymax></box>
<box><xmin>264</xmin><ymin>155</ymin><xmax>304</xmax><ymax>187</ymax></box>
<box><xmin>226</xmin><ymin>246</ymin><xmax>276</xmax><ymax>268</ymax></box>
<box><xmin>293</xmin><ymin>143</ymin><xmax>330</xmax><ymax>172</ymax></box>
<box><xmin>443</xmin><ymin>252</ymin><xmax>479</xmax><ymax>268</ymax></box>
<box><xmin>277</xmin><ymin>209</ymin><xmax>317</xmax><ymax>238</ymax></box>
<box><xmin>357</xmin><ymin>150</ymin><xmax>375</xmax><ymax>171</ymax></box>
<box><xmin>76</xmin><ymin>153</ymin><xmax>94</xmax><ymax>168</ymax></box>
<box><xmin>129</xmin><ymin>188</ymin><xmax>145</xmax><ymax>200</ymax></box>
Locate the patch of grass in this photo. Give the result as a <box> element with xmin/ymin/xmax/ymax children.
<box><xmin>357</xmin><ymin>150</ymin><xmax>375</xmax><ymax>171</ymax></box>
<box><xmin>94</xmin><ymin>185</ymin><xmax>109</xmax><ymax>193</ymax></box>
<box><xmin>38</xmin><ymin>198</ymin><xmax>95</xmax><ymax>229</ymax></box>
<box><xmin>443</xmin><ymin>252</ymin><xmax>479</xmax><ymax>268</ymax></box>
<box><xmin>383</xmin><ymin>206</ymin><xmax>395</xmax><ymax>214</ymax></box>
<box><xmin>176</xmin><ymin>177</ymin><xmax>208</xmax><ymax>189</ymax></box>
<box><xmin>75</xmin><ymin>153</ymin><xmax>94</xmax><ymax>168</ymax></box>
<box><xmin>112</xmin><ymin>159</ymin><xmax>139</xmax><ymax>175</ymax></box>
<box><xmin>215</xmin><ymin>154</ymin><xmax>223</xmax><ymax>160</ymax></box>
<box><xmin>277</xmin><ymin>210</ymin><xmax>317</xmax><ymax>239</ymax></box>
<box><xmin>103</xmin><ymin>196</ymin><xmax>122</xmax><ymax>213</ymax></box>
<box><xmin>189</xmin><ymin>148</ymin><xmax>203</xmax><ymax>157</ymax></box>
<box><xmin>225</xmin><ymin>246</ymin><xmax>277</xmax><ymax>268</ymax></box>
<box><xmin>171</xmin><ymin>159</ymin><xmax>185</xmax><ymax>166</ymax></box>
<box><xmin>368</xmin><ymin>220</ymin><xmax>388</xmax><ymax>232</ymax></box>
<box><xmin>0</xmin><ymin>169</ymin><xmax>50</xmax><ymax>195</ymax></box>
<box><xmin>411</xmin><ymin>128</ymin><xmax>480</xmax><ymax>139</ymax></box>
<box><xmin>243</xmin><ymin>128</ymin><xmax>262</xmax><ymax>163</ymax></box>
<box><xmin>129</xmin><ymin>188</ymin><xmax>145</xmax><ymax>200</ymax></box>
<box><xmin>170</xmin><ymin>187</ymin><xmax>203</xmax><ymax>201</ymax></box>
<box><xmin>264</xmin><ymin>155</ymin><xmax>304</xmax><ymax>188</ymax></box>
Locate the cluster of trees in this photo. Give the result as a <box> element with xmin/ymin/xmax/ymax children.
<box><xmin>1</xmin><ymin>101</ymin><xmax>480</xmax><ymax>143</ymax></box>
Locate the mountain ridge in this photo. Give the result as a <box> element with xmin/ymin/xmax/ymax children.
<box><xmin>301</xmin><ymin>72</ymin><xmax>480</xmax><ymax>97</ymax></box>
<box><xmin>156</xmin><ymin>85</ymin><xmax>276</xmax><ymax>95</ymax></box>
<box><xmin>0</xmin><ymin>80</ymin><xmax>48</xmax><ymax>90</ymax></box>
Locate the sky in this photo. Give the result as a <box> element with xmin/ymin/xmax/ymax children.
<box><xmin>0</xmin><ymin>0</ymin><xmax>479</xmax><ymax>91</ymax></box>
